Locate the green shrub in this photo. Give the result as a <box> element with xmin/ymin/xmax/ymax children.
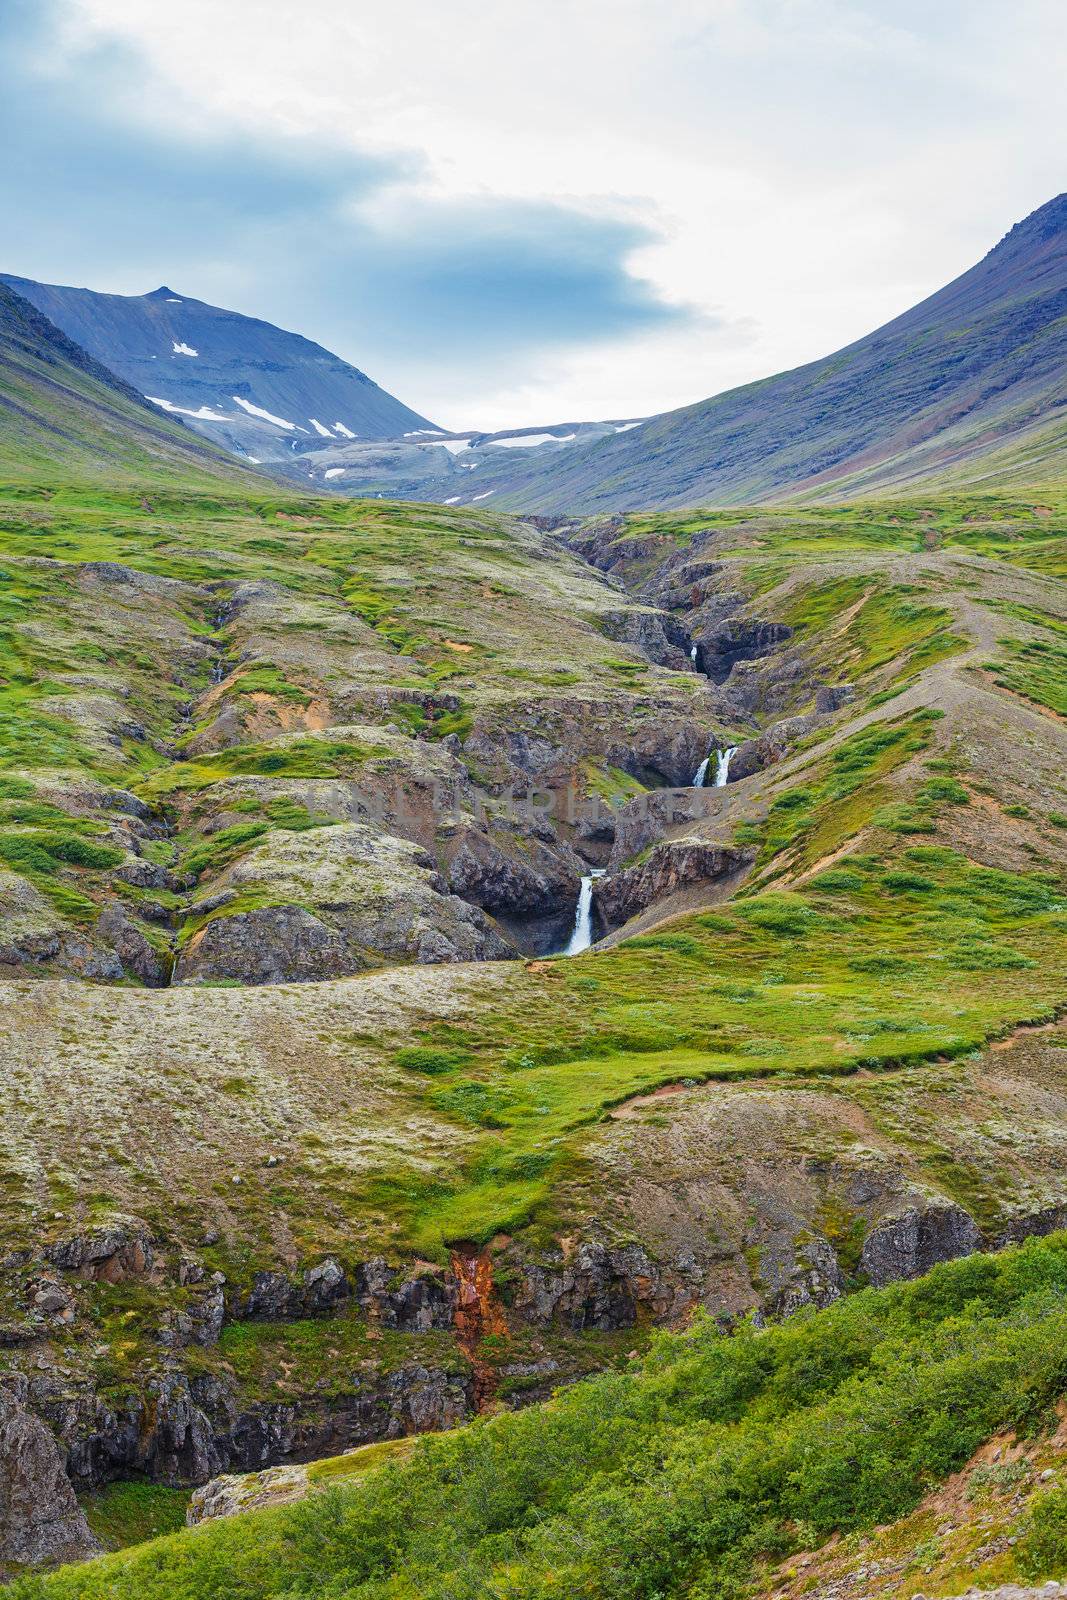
<box><xmin>1018</xmin><ymin>1483</ymin><xmax>1067</xmax><ymax>1580</ymax></box>
<box><xmin>393</xmin><ymin>1045</ymin><xmax>473</xmax><ymax>1075</ymax></box>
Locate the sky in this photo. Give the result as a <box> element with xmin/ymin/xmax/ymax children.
<box><xmin>1</xmin><ymin>0</ymin><xmax>1064</xmax><ymax>430</ymax></box>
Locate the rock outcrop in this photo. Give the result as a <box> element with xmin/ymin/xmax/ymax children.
<box><xmin>174</xmin><ymin>824</ymin><xmax>513</xmax><ymax>984</ymax></box>
<box><xmin>0</xmin><ymin>1382</ymin><xmax>100</xmax><ymax>1566</ymax></box>
<box><xmin>860</xmin><ymin>1203</ymin><xmax>984</xmax><ymax>1287</ymax></box>
<box><xmin>596</xmin><ymin>839</ymin><xmax>753</xmax><ymax>928</ymax></box>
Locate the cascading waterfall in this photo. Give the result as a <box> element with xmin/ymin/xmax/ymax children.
<box><xmin>693</xmin><ymin>745</ymin><xmax>737</xmax><ymax>787</ymax></box>
<box><xmin>690</xmin><ymin>643</ymin><xmax>698</xmax><ymax>663</ymax></box>
<box><xmin>563</xmin><ymin>869</ymin><xmax>605</xmax><ymax>955</ymax></box>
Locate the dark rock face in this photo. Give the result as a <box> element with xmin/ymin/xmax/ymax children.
<box><xmin>597</xmin><ymin>840</ymin><xmax>753</xmax><ymax>928</ymax></box>
<box><xmin>0</xmin><ymin>1382</ymin><xmax>100</xmax><ymax>1566</ymax></box>
<box><xmin>177</xmin><ymin>905</ymin><xmax>357</xmax><ymax>985</ymax></box>
<box><xmin>694</xmin><ymin>618</ymin><xmax>793</xmax><ymax>685</ymax></box>
<box><xmin>729</xmin><ymin>712</ymin><xmax>824</xmax><ymax>781</ymax></box>
<box><xmin>46</xmin><ymin>1218</ymin><xmax>159</xmax><ymax>1283</ymax></box>
<box><xmin>729</xmin><ymin>699</ymin><xmax>854</xmax><ymax>781</ymax></box>
<box><xmin>607</xmin><ymin>788</ymin><xmax>731</xmax><ymax>870</ymax></box>
<box><xmin>38</xmin><ymin>1363</ymin><xmax>472</xmax><ymax>1493</ymax></box>
<box><xmin>94</xmin><ymin>904</ymin><xmax>169</xmax><ymax>987</ymax></box>
<box><xmin>596</xmin><ymin>605</ymin><xmax>691</xmax><ymax>670</ymax></box>
<box><xmin>759</xmin><ymin>1235</ymin><xmax>847</xmax><ymax>1320</ymax></box>
<box><xmin>446</xmin><ymin>829</ymin><xmax>579</xmax><ymax>919</ymax></box>
<box><xmin>860</xmin><ymin>1204</ymin><xmax>983</xmax><ymax>1287</ymax></box>
<box><xmin>513</xmin><ymin>1241</ymin><xmax>697</xmax><ymax>1331</ymax></box>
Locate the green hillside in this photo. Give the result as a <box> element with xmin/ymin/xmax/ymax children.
<box><xmin>11</xmin><ymin>1235</ymin><xmax>1067</xmax><ymax>1600</ymax></box>
<box><xmin>0</xmin><ymin>220</ymin><xmax>1066</xmax><ymax>1600</ymax></box>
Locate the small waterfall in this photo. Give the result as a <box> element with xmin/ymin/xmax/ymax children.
<box><xmin>563</xmin><ymin>870</ymin><xmax>604</xmax><ymax>955</ymax></box>
<box><xmin>693</xmin><ymin>745</ymin><xmax>737</xmax><ymax>787</ymax></box>
<box><xmin>690</xmin><ymin>643</ymin><xmax>698</xmax><ymax>664</ymax></box>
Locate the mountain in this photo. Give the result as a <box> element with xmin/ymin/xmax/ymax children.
<box><xmin>286</xmin><ymin>415</ymin><xmax>647</xmax><ymax>497</ymax></box>
<box><xmin>0</xmin><ymin>275</ymin><xmax>437</xmax><ymax>464</ymax></box>
<box><xmin>0</xmin><ymin>281</ymin><xmax>252</xmax><ymax>483</ymax></box>
<box><xmin>480</xmin><ymin>193</ymin><xmax>1067</xmax><ymax>512</ymax></box>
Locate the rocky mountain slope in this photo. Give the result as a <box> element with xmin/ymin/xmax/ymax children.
<box><xmin>475</xmin><ymin>193</ymin><xmax>1067</xmax><ymax>512</ymax></box>
<box><xmin>0</xmin><ymin>277</ymin><xmax>436</xmax><ymax>464</ymax></box>
<box><xmin>0</xmin><ymin>284</ymin><xmax>254</xmax><ymax>486</ymax></box>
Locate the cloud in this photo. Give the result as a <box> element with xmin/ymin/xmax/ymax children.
<box><xmin>0</xmin><ymin>0</ymin><xmax>696</xmax><ymax>424</ymax></box>
<box><xmin>3</xmin><ymin>0</ymin><xmax>1064</xmax><ymax>426</ymax></box>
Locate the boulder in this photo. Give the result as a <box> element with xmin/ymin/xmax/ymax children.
<box><xmin>861</xmin><ymin>1203</ymin><xmax>982</xmax><ymax>1287</ymax></box>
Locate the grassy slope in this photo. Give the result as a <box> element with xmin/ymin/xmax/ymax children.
<box><xmin>0</xmin><ymin>484</ymin><xmax>1063</xmax><ymax>1439</ymax></box>
<box><xmin>12</xmin><ymin>1234</ymin><xmax>1067</xmax><ymax>1600</ymax></box>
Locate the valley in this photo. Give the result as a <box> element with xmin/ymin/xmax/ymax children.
<box><xmin>0</xmin><ymin>200</ymin><xmax>1065</xmax><ymax>1600</ymax></box>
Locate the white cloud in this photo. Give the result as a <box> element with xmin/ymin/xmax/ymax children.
<box><xmin>55</xmin><ymin>1</ymin><xmax>1067</xmax><ymax>425</ymax></box>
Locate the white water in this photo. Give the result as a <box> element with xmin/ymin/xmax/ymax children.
<box><xmin>714</xmin><ymin>746</ymin><xmax>737</xmax><ymax>786</ymax></box>
<box><xmin>690</xmin><ymin>643</ymin><xmax>698</xmax><ymax>663</ymax></box>
<box><xmin>563</xmin><ymin>870</ymin><xmax>605</xmax><ymax>955</ymax></box>
<box><xmin>693</xmin><ymin>745</ymin><xmax>737</xmax><ymax>788</ymax></box>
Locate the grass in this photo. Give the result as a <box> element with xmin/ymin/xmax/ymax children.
<box><xmin>15</xmin><ymin>1233</ymin><xmax>1067</xmax><ymax>1600</ymax></box>
<box><xmin>986</xmin><ymin>634</ymin><xmax>1067</xmax><ymax>716</ymax></box>
<box><xmin>213</xmin><ymin>1312</ymin><xmax>467</xmax><ymax>1403</ymax></box>
<box><xmin>79</xmin><ymin>1482</ymin><xmax>191</xmax><ymax>1552</ymax></box>
<box><xmin>349</xmin><ymin>840</ymin><xmax>1067</xmax><ymax>1254</ymax></box>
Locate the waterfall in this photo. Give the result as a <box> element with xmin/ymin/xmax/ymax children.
<box><xmin>693</xmin><ymin>745</ymin><xmax>737</xmax><ymax>788</ymax></box>
<box><xmin>714</xmin><ymin>746</ymin><xmax>737</xmax><ymax>787</ymax></box>
<box><xmin>690</xmin><ymin>643</ymin><xmax>698</xmax><ymax>663</ymax></box>
<box><xmin>563</xmin><ymin>870</ymin><xmax>604</xmax><ymax>955</ymax></box>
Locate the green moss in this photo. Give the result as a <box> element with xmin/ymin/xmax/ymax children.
<box><xmin>80</xmin><ymin>1482</ymin><xmax>191</xmax><ymax>1552</ymax></box>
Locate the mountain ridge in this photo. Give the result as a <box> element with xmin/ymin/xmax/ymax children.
<box><xmin>0</xmin><ymin>280</ymin><xmax>255</xmax><ymax>483</ymax></box>
<box><xmin>475</xmin><ymin>192</ymin><xmax>1067</xmax><ymax>511</ymax></box>
<box><xmin>0</xmin><ymin>274</ymin><xmax>437</xmax><ymax>464</ymax></box>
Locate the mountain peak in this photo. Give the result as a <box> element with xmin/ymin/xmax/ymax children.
<box><xmin>986</xmin><ymin>191</ymin><xmax>1067</xmax><ymax>261</ymax></box>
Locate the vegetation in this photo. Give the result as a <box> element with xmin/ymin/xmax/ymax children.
<box><xmin>15</xmin><ymin>1234</ymin><xmax>1067</xmax><ymax>1599</ymax></box>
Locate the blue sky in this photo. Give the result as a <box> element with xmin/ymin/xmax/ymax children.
<box><xmin>2</xmin><ymin>0</ymin><xmax>1064</xmax><ymax>427</ymax></box>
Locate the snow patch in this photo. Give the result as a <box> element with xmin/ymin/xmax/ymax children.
<box><xmin>324</xmin><ymin>468</ymin><xmax>346</xmax><ymax>480</ymax></box>
<box><xmin>171</xmin><ymin>341</ymin><xmax>198</xmax><ymax>357</ymax></box>
<box><xmin>165</xmin><ymin>298</ymin><xmax>182</xmax><ymax>303</ymax></box>
<box><xmin>404</xmin><ymin>429</ymin><xmax>447</xmax><ymax>437</ymax></box>
<box><xmin>471</xmin><ymin>490</ymin><xmax>495</xmax><ymax>501</ymax></box>
<box><xmin>309</xmin><ymin>418</ymin><xmax>333</xmax><ymax>438</ymax></box>
<box><xmin>432</xmin><ymin>438</ymin><xmax>473</xmax><ymax>455</ymax></box>
<box><xmin>232</xmin><ymin>396</ymin><xmax>307</xmax><ymax>431</ymax></box>
<box><xmin>614</xmin><ymin>421</ymin><xmax>643</xmax><ymax>432</ymax></box>
<box><xmin>333</xmin><ymin>421</ymin><xmax>357</xmax><ymax>438</ymax></box>
<box><xmin>489</xmin><ymin>432</ymin><xmax>575</xmax><ymax>448</ymax></box>
<box><xmin>146</xmin><ymin>396</ymin><xmax>228</xmax><ymax>421</ymax></box>
<box><xmin>443</xmin><ymin>495</ymin><xmax>461</xmax><ymax>504</ymax></box>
